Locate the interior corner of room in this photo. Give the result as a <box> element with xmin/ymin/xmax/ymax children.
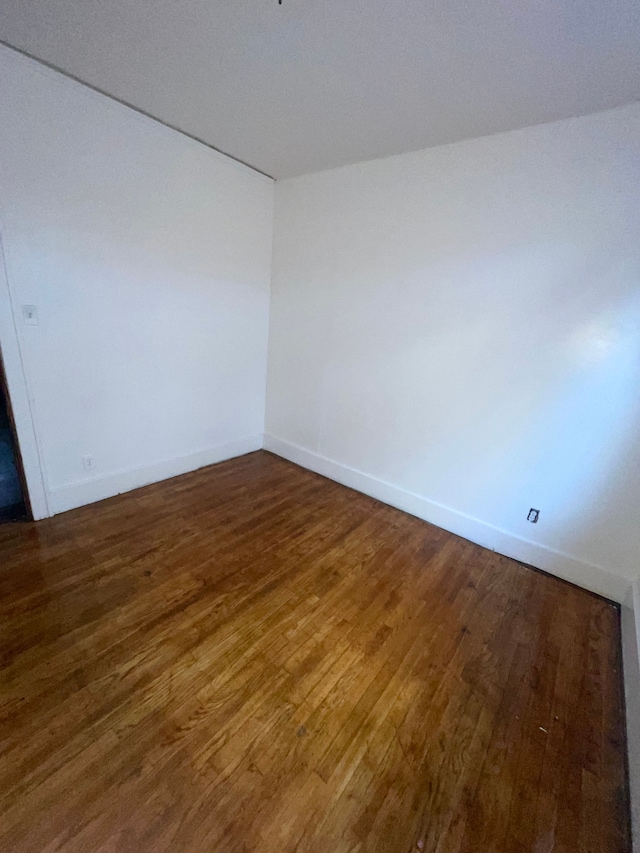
<box><xmin>0</xmin><ymin>5</ymin><xmax>639</xmax><ymax>848</ymax></box>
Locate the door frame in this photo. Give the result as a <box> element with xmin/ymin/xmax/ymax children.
<box><xmin>0</xmin><ymin>230</ymin><xmax>49</xmax><ymax>519</ymax></box>
<box><xmin>0</xmin><ymin>351</ymin><xmax>32</xmax><ymax>518</ymax></box>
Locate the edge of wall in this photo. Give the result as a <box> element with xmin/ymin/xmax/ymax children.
<box><xmin>0</xmin><ymin>43</ymin><xmax>274</xmax><ymax>185</ymax></box>
<box><xmin>48</xmin><ymin>434</ymin><xmax>263</xmax><ymax>514</ymax></box>
<box><xmin>623</xmin><ymin>578</ymin><xmax>640</xmax><ymax>852</ymax></box>
<box><xmin>263</xmin><ymin>434</ymin><xmax>630</xmax><ymax>604</ymax></box>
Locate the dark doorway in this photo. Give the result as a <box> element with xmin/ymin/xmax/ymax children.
<box><xmin>0</xmin><ymin>357</ymin><xmax>28</xmax><ymax>522</ymax></box>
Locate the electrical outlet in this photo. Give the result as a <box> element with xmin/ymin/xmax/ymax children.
<box><xmin>82</xmin><ymin>455</ymin><xmax>94</xmax><ymax>473</ymax></box>
<box><xmin>527</xmin><ymin>508</ymin><xmax>540</xmax><ymax>523</ymax></box>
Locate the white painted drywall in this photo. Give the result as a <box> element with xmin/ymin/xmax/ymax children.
<box><xmin>0</xmin><ymin>45</ymin><xmax>273</xmax><ymax>516</ymax></box>
<box><xmin>265</xmin><ymin>103</ymin><xmax>640</xmax><ymax>602</ymax></box>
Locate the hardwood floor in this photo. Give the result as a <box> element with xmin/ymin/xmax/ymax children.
<box><xmin>0</xmin><ymin>451</ymin><xmax>630</xmax><ymax>852</ymax></box>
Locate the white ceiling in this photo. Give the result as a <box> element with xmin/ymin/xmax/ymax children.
<box><xmin>0</xmin><ymin>0</ymin><xmax>639</xmax><ymax>179</ymax></box>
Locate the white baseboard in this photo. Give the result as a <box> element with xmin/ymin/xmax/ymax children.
<box><xmin>47</xmin><ymin>434</ymin><xmax>263</xmax><ymax>515</ymax></box>
<box><xmin>263</xmin><ymin>434</ymin><xmax>630</xmax><ymax>604</ymax></box>
<box><xmin>622</xmin><ymin>578</ymin><xmax>640</xmax><ymax>851</ymax></box>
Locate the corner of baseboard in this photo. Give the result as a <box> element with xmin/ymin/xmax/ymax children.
<box><xmin>47</xmin><ymin>434</ymin><xmax>263</xmax><ymax>515</ymax></box>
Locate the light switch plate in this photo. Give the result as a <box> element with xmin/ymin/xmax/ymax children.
<box><xmin>22</xmin><ymin>305</ymin><xmax>39</xmax><ymax>325</ymax></box>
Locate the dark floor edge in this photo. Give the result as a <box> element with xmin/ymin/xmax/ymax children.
<box><xmin>621</xmin><ymin>599</ymin><xmax>640</xmax><ymax>851</ymax></box>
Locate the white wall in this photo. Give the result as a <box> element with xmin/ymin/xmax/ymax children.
<box><xmin>0</xmin><ymin>45</ymin><xmax>274</xmax><ymax>516</ymax></box>
<box><xmin>266</xmin><ymin>103</ymin><xmax>640</xmax><ymax>603</ymax></box>
<box><xmin>1</xmin><ymin>42</ymin><xmax>638</xmax><ymax>605</ymax></box>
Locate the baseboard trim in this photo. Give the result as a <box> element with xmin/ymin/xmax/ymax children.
<box><xmin>263</xmin><ymin>434</ymin><xmax>629</xmax><ymax>603</ymax></box>
<box><xmin>48</xmin><ymin>434</ymin><xmax>263</xmax><ymax>515</ymax></box>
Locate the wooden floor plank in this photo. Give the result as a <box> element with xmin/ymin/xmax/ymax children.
<box><xmin>0</xmin><ymin>450</ymin><xmax>630</xmax><ymax>852</ymax></box>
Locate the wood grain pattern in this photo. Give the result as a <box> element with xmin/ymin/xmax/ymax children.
<box><xmin>0</xmin><ymin>450</ymin><xmax>630</xmax><ymax>852</ymax></box>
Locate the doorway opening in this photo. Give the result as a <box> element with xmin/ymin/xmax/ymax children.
<box><xmin>0</xmin><ymin>355</ymin><xmax>29</xmax><ymax>522</ymax></box>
